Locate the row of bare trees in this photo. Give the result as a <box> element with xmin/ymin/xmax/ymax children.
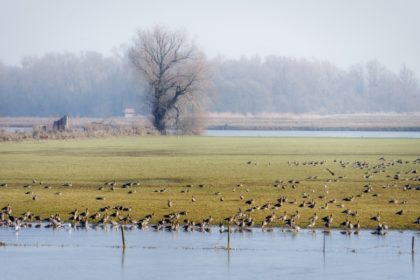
<box><xmin>213</xmin><ymin>56</ymin><xmax>420</xmax><ymax>113</ymax></box>
<box><xmin>0</xmin><ymin>26</ymin><xmax>419</xmax><ymax>134</ymax></box>
<box><xmin>0</xmin><ymin>52</ymin><xmax>142</xmax><ymax>117</ymax></box>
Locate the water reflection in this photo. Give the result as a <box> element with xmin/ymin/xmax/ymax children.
<box><xmin>206</xmin><ymin>129</ymin><xmax>420</xmax><ymax>138</ymax></box>
<box><xmin>0</xmin><ymin>227</ymin><xmax>418</xmax><ymax>280</ymax></box>
<box><xmin>121</xmin><ymin>248</ymin><xmax>125</xmax><ymax>268</ymax></box>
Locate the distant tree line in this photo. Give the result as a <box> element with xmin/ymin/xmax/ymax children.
<box><xmin>0</xmin><ymin>52</ymin><xmax>419</xmax><ymax>117</ymax></box>
<box><xmin>0</xmin><ymin>52</ymin><xmax>144</xmax><ymax>117</ymax></box>
<box><xmin>213</xmin><ymin>56</ymin><xmax>420</xmax><ymax>113</ymax></box>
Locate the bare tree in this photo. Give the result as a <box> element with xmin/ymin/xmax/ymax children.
<box><xmin>129</xmin><ymin>26</ymin><xmax>211</xmax><ymax>134</ymax></box>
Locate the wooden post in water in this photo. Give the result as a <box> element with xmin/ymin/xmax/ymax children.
<box><xmin>412</xmin><ymin>236</ymin><xmax>415</xmax><ymax>254</ymax></box>
<box><xmin>121</xmin><ymin>224</ymin><xmax>126</xmax><ymax>249</ymax></box>
<box><xmin>323</xmin><ymin>231</ymin><xmax>326</xmax><ymax>253</ymax></box>
<box><xmin>227</xmin><ymin>224</ymin><xmax>231</xmax><ymax>250</ymax></box>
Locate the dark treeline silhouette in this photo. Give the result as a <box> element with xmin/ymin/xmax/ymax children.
<box><xmin>0</xmin><ymin>52</ymin><xmax>419</xmax><ymax>116</ymax></box>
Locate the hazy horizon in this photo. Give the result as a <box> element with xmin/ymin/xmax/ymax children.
<box><xmin>1</xmin><ymin>0</ymin><xmax>420</xmax><ymax>75</ymax></box>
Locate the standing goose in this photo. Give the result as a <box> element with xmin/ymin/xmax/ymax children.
<box><xmin>396</xmin><ymin>209</ymin><xmax>404</xmax><ymax>215</ymax></box>
<box><xmin>370</xmin><ymin>212</ymin><xmax>381</xmax><ymax>222</ymax></box>
<box><xmin>354</xmin><ymin>221</ymin><xmax>361</xmax><ymax>234</ymax></box>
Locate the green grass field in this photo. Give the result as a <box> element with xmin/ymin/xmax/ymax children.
<box><xmin>0</xmin><ymin>136</ymin><xmax>419</xmax><ymax>229</ymax></box>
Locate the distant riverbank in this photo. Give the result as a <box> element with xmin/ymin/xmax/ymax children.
<box><xmin>206</xmin><ymin>112</ymin><xmax>420</xmax><ymax>131</ymax></box>
<box><xmin>2</xmin><ymin>113</ymin><xmax>420</xmax><ymax>132</ymax></box>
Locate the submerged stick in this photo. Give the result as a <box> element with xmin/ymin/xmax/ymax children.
<box><xmin>412</xmin><ymin>236</ymin><xmax>415</xmax><ymax>254</ymax></box>
<box><xmin>227</xmin><ymin>224</ymin><xmax>231</xmax><ymax>250</ymax></box>
<box><xmin>121</xmin><ymin>225</ymin><xmax>126</xmax><ymax>249</ymax></box>
<box><xmin>325</xmin><ymin>168</ymin><xmax>335</xmax><ymax>176</ymax></box>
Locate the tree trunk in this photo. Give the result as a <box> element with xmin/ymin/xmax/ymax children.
<box><xmin>152</xmin><ymin>103</ymin><xmax>168</xmax><ymax>135</ymax></box>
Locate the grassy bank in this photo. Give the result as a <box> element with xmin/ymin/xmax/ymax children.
<box><xmin>0</xmin><ymin>136</ymin><xmax>419</xmax><ymax>229</ymax></box>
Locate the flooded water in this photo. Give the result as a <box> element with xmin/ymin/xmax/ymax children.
<box><xmin>1</xmin><ymin>227</ymin><xmax>418</xmax><ymax>280</ymax></box>
<box><xmin>0</xmin><ymin>126</ymin><xmax>33</xmax><ymax>132</ymax></box>
<box><xmin>206</xmin><ymin>129</ymin><xmax>420</xmax><ymax>138</ymax></box>
<box><xmin>1</xmin><ymin>127</ymin><xmax>420</xmax><ymax>138</ymax></box>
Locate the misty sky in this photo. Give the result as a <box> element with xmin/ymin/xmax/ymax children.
<box><xmin>1</xmin><ymin>0</ymin><xmax>419</xmax><ymax>74</ymax></box>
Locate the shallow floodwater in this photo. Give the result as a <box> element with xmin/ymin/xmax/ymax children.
<box><xmin>0</xmin><ymin>227</ymin><xmax>418</xmax><ymax>280</ymax></box>
<box><xmin>0</xmin><ymin>126</ymin><xmax>33</xmax><ymax>132</ymax></box>
<box><xmin>2</xmin><ymin>127</ymin><xmax>420</xmax><ymax>138</ymax></box>
<box><xmin>206</xmin><ymin>129</ymin><xmax>420</xmax><ymax>138</ymax></box>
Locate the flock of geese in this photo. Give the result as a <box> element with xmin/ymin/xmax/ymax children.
<box><xmin>0</xmin><ymin>157</ymin><xmax>419</xmax><ymax>235</ymax></box>
<box><xmin>0</xmin><ymin>201</ymin><xmax>414</xmax><ymax>236</ymax></box>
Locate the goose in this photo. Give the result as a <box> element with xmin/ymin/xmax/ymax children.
<box><xmin>90</xmin><ymin>212</ymin><xmax>101</xmax><ymax>220</ymax></box>
<box><xmin>80</xmin><ymin>208</ymin><xmax>90</xmax><ymax>218</ymax></box>
<box><xmin>99</xmin><ymin>206</ymin><xmax>110</xmax><ymax>212</ymax></box>
<box><xmin>99</xmin><ymin>214</ymin><xmax>109</xmax><ymax>224</ymax></box>
<box><xmin>354</xmin><ymin>221</ymin><xmax>361</xmax><ymax>232</ymax></box>
<box><xmin>322</xmin><ymin>214</ymin><xmax>333</xmax><ymax>227</ymax></box>
<box><xmin>308</xmin><ymin>200</ymin><xmax>316</xmax><ymax>209</ymax></box>
<box><xmin>144</xmin><ymin>213</ymin><xmax>155</xmax><ymax>220</ymax></box>
<box><xmin>291</xmin><ymin>210</ymin><xmax>301</xmax><ymax>220</ymax></box>
<box><xmin>291</xmin><ymin>223</ymin><xmax>301</xmax><ymax>232</ymax></box>
<box><xmin>265</xmin><ymin>212</ymin><xmax>276</xmax><ymax>223</ymax></box>
<box><xmin>310</xmin><ymin>212</ymin><xmax>318</xmax><ymax>222</ymax></box>
<box><xmin>308</xmin><ymin>219</ymin><xmax>316</xmax><ymax>228</ymax></box>
<box><xmin>396</xmin><ymin>209</ymin><xmax>404</xmax><ymax>215</ymax></box>
<box><xmin>350</xmin><ymin>210</ymin><xmax>358</xmax><ymax>217</ymax></box>
<box><xmin>372</xmin><ymin>223</ymin><xmax>388</xmax><ymax>235</ymax></box>
<box><xmin>340</xmin><ymin>218</ymin><xmax>351</xmax><ymax>228</ymax></box>
<box><xmin>278</xmin><ymin>211</ymin><xmax>287</xmax><ymax>222</ymax></box>
<box><xmin>371</xmin><ymin>212</ymin><xmax>381</xmax><ymax>221</ymax></box>
<box><xmin>203</xmin><ymin>216</ymin><xmax>213</xmax><ymax>224</ymax></box>
<box><xmin>224</xmin><ymin>216</ymin><xmax>234</xmax><ymax>223</ymax></box>
<box><xmin>245</xmin><ymin>199</ymin><xmax>254</xmax><ymax>205</ymax></box>
<box><xmin>261</xmin><ymin>220</ymin><xmax>268</xmax><ymax>229</ymax></box>
<box><xmin>343</xmin><ymin>196</ymin><xmax>354</xmax><ymax>202</ymax></box>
